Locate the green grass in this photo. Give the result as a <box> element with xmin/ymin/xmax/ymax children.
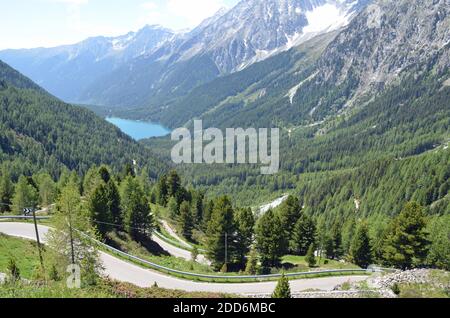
<box><xmin>0</xmin><ymin>234</ymin><xmax>42</xmax><ymax>279</ymax></box>
<box><xmin>0</xmin><ymin>279</ymin><xmax>235</xmax><ymax>298</ymax></box>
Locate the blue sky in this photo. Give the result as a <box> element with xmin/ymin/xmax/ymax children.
<box><xmin>0</xmin><ymin>0</ymin><xmax>240</xmax><ymax>50</ymax></box>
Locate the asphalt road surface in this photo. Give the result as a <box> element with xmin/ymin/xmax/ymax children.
<box><xmin>0</xmin><ymin>222</ymin><xmax>368</xmax><ymax>295</ymax></box>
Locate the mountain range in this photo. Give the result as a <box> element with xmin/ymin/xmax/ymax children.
<box><xmin>0</xmin><ymin>0</ymin><xmax>371</xmax><ymax>111</ymax></box>
<box><xmin>0</xmin><ymin>0</ymin><xmax>448</xmax><ymax>220</ymax></box>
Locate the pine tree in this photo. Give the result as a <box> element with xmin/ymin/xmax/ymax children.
<box><xmin>205</xmin><ymin>196</ymin><xmax>236</xmax><ymax>270</ymax></box>
<box><xmin>272</xmin><ymin>273</ymin><xmax>291</xmax><ymax>298</ymax></box>
<box><xmin>120</xmin><ymin>176</ymin><xmax>153</xmax><ymax>239</ymax></box>
<box><xmin>12</xmin><ymin>176</ymin><xmax>38</xmax><ymax>215</ymax></box>
<box><xmin>234</xmin><ymin>207</ymin><xmax>255</xmax><ymax>265</ymax></box>
<box><xmin>157</xmin><ymin>175</ymin><xmax>168</xmax><ymax>206</ymax></box>
<box><xmin>350</xmin><ymin>222</ymin><xmax>373</xmax><ymax>268</ymax></box>
<box><xmin>382</xmin><ymin>202</ymin><xmax>430</xmax><ymax>270</ymax></box>
<box><xmin>255</xmin><ymin>210</ymin><xmax>286</xmax><ymax>268</ymax></box>
<box><xmin>278</xmin><ymin>196</ymin><xmax>301</xmax><ymax>243</ymax></box>
<box><xmin>179</xmin><ymin>201</ymin><xmax>194</xmax><ymax>241</ymax></box>
<box><xmin>245</xmin><ymin>248</ymin><xmax>258</xmax><ymax>275</ymax></box>
<box><xmin>306</xmin><ymin>244</ymin><xmax>316</xmax><ymax>268</ymax></box>
<box><xmin>291</xmin><ymin>214</ymin><xmax>316</xmax><ymax>255</ymax></box>
<box><xmin>88</xmin><ymin>183</ymin><xmax>112</xmax><ymax>236</ymax></box>
<box><xmin>167</xmin><ymin>170</ymin><xmax>182</xmax><ymax>202</ymax></box>
<box><xmin>330</xmin><ymin>223</ymin><xmax>343</xmax><ymax>260</ymax></box>
<box><xmin>105</xmin><ymin>179</ymin><xmax>122</xmax><ymax>226</ymax></box>
<box><xmin>192</xmin><ymin>190</ymin><xmax>205</xmax><ymax>225</ymax></box>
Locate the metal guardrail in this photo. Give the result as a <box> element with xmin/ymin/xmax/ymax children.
<box><xmin>0</xmin><ymin>216</ymin><xmax>52</xmax><ymax>220</ymax></box>
<box><xmin>76</xmin><ymin>229</ymin><xmax>370</xmax><ymax>281</ymax></box>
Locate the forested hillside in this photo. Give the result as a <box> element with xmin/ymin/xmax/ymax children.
<box><xmin>142</xmin><ymin>0</ymin><xmax>450</xmax><ymax>219</ymax></box>
<box><xmin>0</xmin><ymin>60</ymin><xmax>166</xmax><ymax>179</ymax></box>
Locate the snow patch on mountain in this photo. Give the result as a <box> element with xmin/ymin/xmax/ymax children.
<box><xmin>303</xmin><ymin>3</ymin><xmax>354</xmax><ymax>34</ymax></box>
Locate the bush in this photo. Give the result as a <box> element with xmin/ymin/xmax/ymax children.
<box><xmin>272</xmin><ymin>274</ymin><xmax>292</xmax><ymax>298</ymax></box>
<box><xmin>49</xmin><ymin>264</ymin><xmax>61</xmax><ymax>282</ymax></box>
<box><xmin>306</xmin><ymin>245</ymin><xmax>316</xmax><ymax>268</ymax></box>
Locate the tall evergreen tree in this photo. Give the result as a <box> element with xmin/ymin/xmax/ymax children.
<box><xmin>205</xmin><ymin>196</ymin><xmax>236</xmax><ymax>270</ymax></box>
<box><xmin>350</xmin><ymin>222</ymin><xmax>373</xmax><ymax>268</ymax></box>
<box><xmin>167</xmin><ymin>170</ymin><xmax>182</xmax><ymax>202</ymax></box>
<box><xmin>330</xmin><ymin>223</ymin><xmax>343</xmax><ymax>260</ymax></box>
<box><xmin>179</xmin><ymin>201</ymin><xmax>194</xmax><ymax>241</ymax></box>
<box><xmin>88</xmin><ymin>183</ymin><xmax>112</xmax><ymax>236</ymax></box>
<box><xmin>157</xmin><ymin>175</ymin><xmax>168</xmax><ymax>206</ymax></box>
<box><xmin>278</xmin><ymin>196</ymin><xmax>301</xmax><ymax>243</ymax></box>
<box><xmin>105</xmin><ymin>179</ymin><xmax>122</xmax><ymax>225</ymax></box>
<box><xmin>255</xmin><ymin>210</ymin><xmax>286</xmax><ymax>269</ymax></box>
<box><xmin>192</xmin><ymin>190</ymin><xmax>205</xmax><ymax>226</ymax></box>
<box><xmin>291</xmin><ymin>214</ymin><xmax>316</xmax><ymax>255</ymax></box>
<box><xmin>234</xmin><ymin>207</ymin><xmax>255</xmax><ymax>265</ymax></box>
<box><xmin>382</xmin><ymin>202</ymin><xmax>430</xmax><ymax>270</ymax></box>
<box><xmin>120</xmin><ymin>176</ymin><xmax>153</xmax><ymax>239</ymax></box>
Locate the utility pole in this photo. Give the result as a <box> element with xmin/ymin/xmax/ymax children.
<box><xmin>67</xmin><ymin>207</ymin><xmax>76</xmax><ymax>265</ymax></box>
<box><xmin>31</xmin><ymin>208</ymin><xmax>45</xmax><ymax>272</ymax></box>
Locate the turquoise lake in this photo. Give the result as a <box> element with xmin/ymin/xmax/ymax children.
<box><xmin>106</xmin><ymin>117</ymin><xmax>170</xmax><ymax>140</ymax></box>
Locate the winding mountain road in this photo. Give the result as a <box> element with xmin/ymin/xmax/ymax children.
<box><xmin>151</xmin><ymin>232</ymin><xmax>210</xmax><ymax>265</ymax></box>
<box><xmin>0</xmin><ymin>222</ymin><xmax>368</xmax><ymax>295</ymax></box>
